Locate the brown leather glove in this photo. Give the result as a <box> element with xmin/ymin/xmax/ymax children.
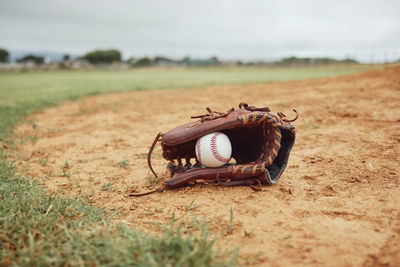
<box><xmin>131</xmin><ymin>103</ymin><xmax>297</xmax><ymax>196</ymax></box>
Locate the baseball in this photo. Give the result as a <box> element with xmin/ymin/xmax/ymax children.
<box><xmin>195</xmin><ymin>132</ymin><xmax>232</xmax><ymax>167</ymax></box>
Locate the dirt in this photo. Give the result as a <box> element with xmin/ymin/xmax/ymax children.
<box><xmin>15</xmin><ymin>65</ymin><xmax>400</xmax><ymax>266</ymax></box>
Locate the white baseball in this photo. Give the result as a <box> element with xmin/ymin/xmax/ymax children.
<box><xmin>195</xmin><ymin>132</ymin><xmax>232</xmax><ymax>167</ymax></box>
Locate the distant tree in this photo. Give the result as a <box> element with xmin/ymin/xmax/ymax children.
<box><xmin>125</xmin><ymin>57</ymin><xmax>135</xmax><ymax>64</ymax></box>
<box><xmin>63</xmin><ymin>54</ymin><xmax>71</xmax><ymax>61</ymax></box>
<box><xmin>182</xmin><ymin>56</ymin><xmax>191</xmax><ymax>64</ymax></box>
<box><xmin>17</xmin><ymin>54</ymin><xmax>45</xmax><ymax>65</ymax></box>
<box><xmin>314</xmin><ymin>57</ymin><xmax>336</xmax><ymax>64</ymax></box>
<box><xmin>210</xmin><ymin>56</ymin><xmax>219</xmax><ymax>62</ymax></box>
<box><xmin>0</xmin><ymin>48</ymin><xmax>9</xmax><ymax>63</ymax></box>
<box><xmin>133</xmin><ymin>57</ymin><xmax>152</xmax><ymax>67</ymax></box>
<box><xmin>281</xmin><ymin>56</ymin><xmax>298</xmax><ymax>64</ymax></box>
<box><xmin>209</xmin><ymin>56</ymin><xmax>220</xmax><ymax>65</ymax></box>
<box><xmin>84</xmin><ymin>49</ymin><xmax>122</xmax><ymax>64</ymax></box>
<box><xmin>154</xmin><ymin>56</ymin><xmax>174</xmax><ymax>63</ymax></box>
<box><xmin>340</xmin><ymin>58</ymin><xmax>358</xmax><ymax>64</ymax></box>
<box><xmin>275</xmin><ymin>56</ymin><xmax>359</xmax><ymax>66</ymax></box>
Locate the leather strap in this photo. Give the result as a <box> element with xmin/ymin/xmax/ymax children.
<box><xmin>147</xmin><ymin>132</ymin><xmax>163</xmax><ymax>178</ymax></box>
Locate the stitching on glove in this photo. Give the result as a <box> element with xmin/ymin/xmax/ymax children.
<box><xmin>272</xmin><ymin>147</ymin><xmax>278</xmax><ymax>156</ymax></box>
<box><xmin>251</xmin><ymin>165</ymin><xmax>258</xmax><ymax>174</ymax></box>
<box><xmin>268</xmin><ymin>155</ymin><xmax>273</xmax><ymax>165</ymax></box>
<box><xmin>274</xmin><ymin>139</ymin><xmax>281</xmax><ymax>146</ymax></box>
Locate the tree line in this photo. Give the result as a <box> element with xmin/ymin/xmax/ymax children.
<box><xmin>274</xmin><ymin>56</ymin><xmax>358</xmax><ymax>66</ymax></box>
<box><xmin>0</xmin><ymin>48</ymin><xmax>221</xmax><ymax>67</ymax></box>
<box><xmin>0</xmin><ymin>47</ymin><xmax>368</xmax><ymax>66</ymax></box>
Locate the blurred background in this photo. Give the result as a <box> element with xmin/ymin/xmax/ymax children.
<box><xmin>1</xmin><ymin>0</ymin><xmax>399</xmax><ymax>68</ymax></box>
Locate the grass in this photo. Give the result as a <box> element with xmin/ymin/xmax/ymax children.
<box><xmin>0</xmin><ymin>65</ymin><xmax>379</xmax><ymax>265</ymax></box>
<box><xmin>0</xmin><ymin>65</ymin><xmax>375</xmax><ymax>107</ymax></box>
<box><xmin>0</xmin><ymin>157</ymin><xmax>235</xmax><ymax>266</ymax></box>
<box><xmin>187</xmin><ymin>199</ymin><xmax>202</xmax><ymax>211</ymax></box>
<box><xmin>227</xmin><ymin>207</ymin><xmax>234</xmax><ymax>234</ymax></box>
<box><xmin>99</xmin><ymin>182</ymin><xmax>117</xmax><ymax>192</ymax></box>
<box><xmin>114</xmin><ymin>159</ymin><xmax>129</xmax><ymax>169</ymax></box>
<box><xmin>39</xmin><ymin>157</ymin><xmax>48</xmax><ymax>166</ymax></box>
<box><xmin>147</xmin><ymin>175</ymin><xmax>163</xmax><ymax>188</ymax></box>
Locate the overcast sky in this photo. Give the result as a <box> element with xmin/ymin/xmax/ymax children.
<box><xmin>1</xmin><ymin>0</ymin><xmax>399</xmax><ymax>62</ymax></box>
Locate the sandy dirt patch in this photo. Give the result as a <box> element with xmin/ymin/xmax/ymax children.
<box><xmin>15</xmin><ymin>66</ymin><xmax>400</xmax><ymax>266</ymax></box>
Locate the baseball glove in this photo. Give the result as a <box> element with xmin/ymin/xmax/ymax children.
<box><xmin>130</xmin><ymin>103</ymin><xmax>297</xmax><ymax>196</ymax></box>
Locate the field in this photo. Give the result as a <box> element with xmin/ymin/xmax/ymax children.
<box><xmin>1</xmin><ymin>64</ymin><xmax>399</xmax><ymax>266</ymax></box>
<box><xmin>0</xmin><ymin>65</ymin><xmax>373</xmax><ymax>107</ymax></box>
<box><xmin>0</xmin><ymin>65</ymin><xmax>376</xmax><ymax>141</ymax></box>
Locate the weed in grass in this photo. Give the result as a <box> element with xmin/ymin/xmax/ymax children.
<box><xmin>187</xmin><ymin>213</ymin><xmax>208</xmax><ymax>231</ymax></box>
<box><xmin>63</xmin><ymin>160</ymin><xmax>70</xmax><ymax>169</ymax></box>
<box><xmin>44</xmin><ymin>173</ymin><xmax>52</xmax><ymax>180</ymax></box>
<box><xmin>155</xmin><ymin>206</ymin><xmax>164</xmax><ymax>213</ymax></box>
<box><xmin>114</xmin><ymin>159</ymin><xmax>129</xmax><ymax>169</ymax></box>
<box><xmin>187</xmin><ymin>199</ymin><xmax>202</xmax><ymax>211</ymax></box>
<box><xmin>47</xmin><ymin>128</ymin><xmax>56</xmax><ymax>134</ymax></box>
<box><xmin>88</xmin><ymin>171</ymin><xmax>94</xmax><ymax>182</ymax></box>
<box><xmin>144</xmin><ymin>206</ymin><xmax>163</xmax><ymax>216</ymax></box>
<box><xmin>138</xmin><ymin>152</ymin><xmax>165</xmax><ymax>160</ymax></box>
<box><xmin>282</xmin><ymin>234</ymin><xmax>292</xmax><ymax>240</ymax></box>
<box><xmin>304</xmin><ymin>119</ymin><xmax>319</xmax><ymax>129</ymax></box>
<box><xmin>239</xmin><ymin>220</ymin><xmax>252</xmax><ymax>237</ymax></box>
<box><xmin>227</xmin><ymin>207</ymin><xmax>234</xmax><ymax>234</ymax></box>
<box><xmin>138</xmin><ymin>152</ymin><xmax>148</xmax><ymax>159</ymax></box>
<box><xmin>112</xmin><ymin>174</ymin><xmax>121</xmax><ymax>181</ymax></box>
<box><xmin>74</xmin><ymin>170</ymin><xmax>81</xmax><ymax>179</ymax></box>
<box><xmin>167</xmin><ymin>209</ymin><xmax>185</xmax><ymax>226</ymax></box>
<box><xmin>125</xmin><ymin>185</ymin><xmax>130</xmax><ymax>193</ymax></box>
<box><xmin>99</xmin><ymin>182</ymin><xmax>117</xmax><ymax>192</ymax></box>
<box><xmin>88</xmin><ymin>188</ymin><xmax>95</xmax><ymax>197</ymax></box>
<box><xmin>58</xmin><ymin>170</ymin><xmax>70</xmax><ymax>178</ymax></box>
<box><xmin>168</xmin><ymin>209</ymin><xmax>177</xmax><ymax>220</ymax></box>
<box><xmin>246</xmin><ymin>253</ymin><xmax>261</xmax><ymax>265</ymax></box>
<box><xmin>276</xmin><ymin>102</ymin><xmax>287</xmax><ymax>107</ymax></box>
<box><xmin>30</xmin><ymin>135</ymin><xmax>38</xmax><ymax>144</ymax></box>
<box><xmin>147</xmin><ymin>175</ymin><xmax>162</xmax><ymax>187</ymax></box>
<box><xmin>15</xmin><ymin>152</ymin><xmax>29</xmax><ymax>161</ymax></box>
<box><xmin>39</xmin><ymin>157</ymin><xmax>48</xmax><ymax>166</ymax></box>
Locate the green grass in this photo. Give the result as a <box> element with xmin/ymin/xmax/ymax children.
<box><xmin>114</xmin><ymin>159</ymin><xmax>130</xmax><ymax>169</ymax></box>
<box><xmin>0</xmin><ymin>156</ymin><xmax>235</xmax><ymax>266</ymax></box>
<box><xmin>0</xmin><ymin>65</ymin><xmax>374</xmax><ymax>107</ymax></box>
<box><xmin>0</xmin><ymin>65</ymin><xmax>379</xmax><ymax>265</ymax></box>
<box><xmin>0</xmin><ymin>158</ymin><xmax>236</xmax><ymax>266</ymax></box>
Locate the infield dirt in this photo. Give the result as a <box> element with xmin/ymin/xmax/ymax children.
<box><xmin>15</xmin><ymin>65</ymin><xmax>400</xmax><ymax>266</ymax></box>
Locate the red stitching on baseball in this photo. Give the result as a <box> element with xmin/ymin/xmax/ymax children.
<box><xmin>196</xmin><ymin>139</ymin><xmax>202</xmax><ymax>165</ymax></box>
<box><xmin>210</xmin><ymin>133</ymin><xmax>230</xmax><ymax>163</ymax></box>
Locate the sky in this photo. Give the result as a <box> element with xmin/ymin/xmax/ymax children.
<box><xmin>1</xmin><ymin>0</ymin><xmax>399</xmax><ymax>62</ymax></box>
